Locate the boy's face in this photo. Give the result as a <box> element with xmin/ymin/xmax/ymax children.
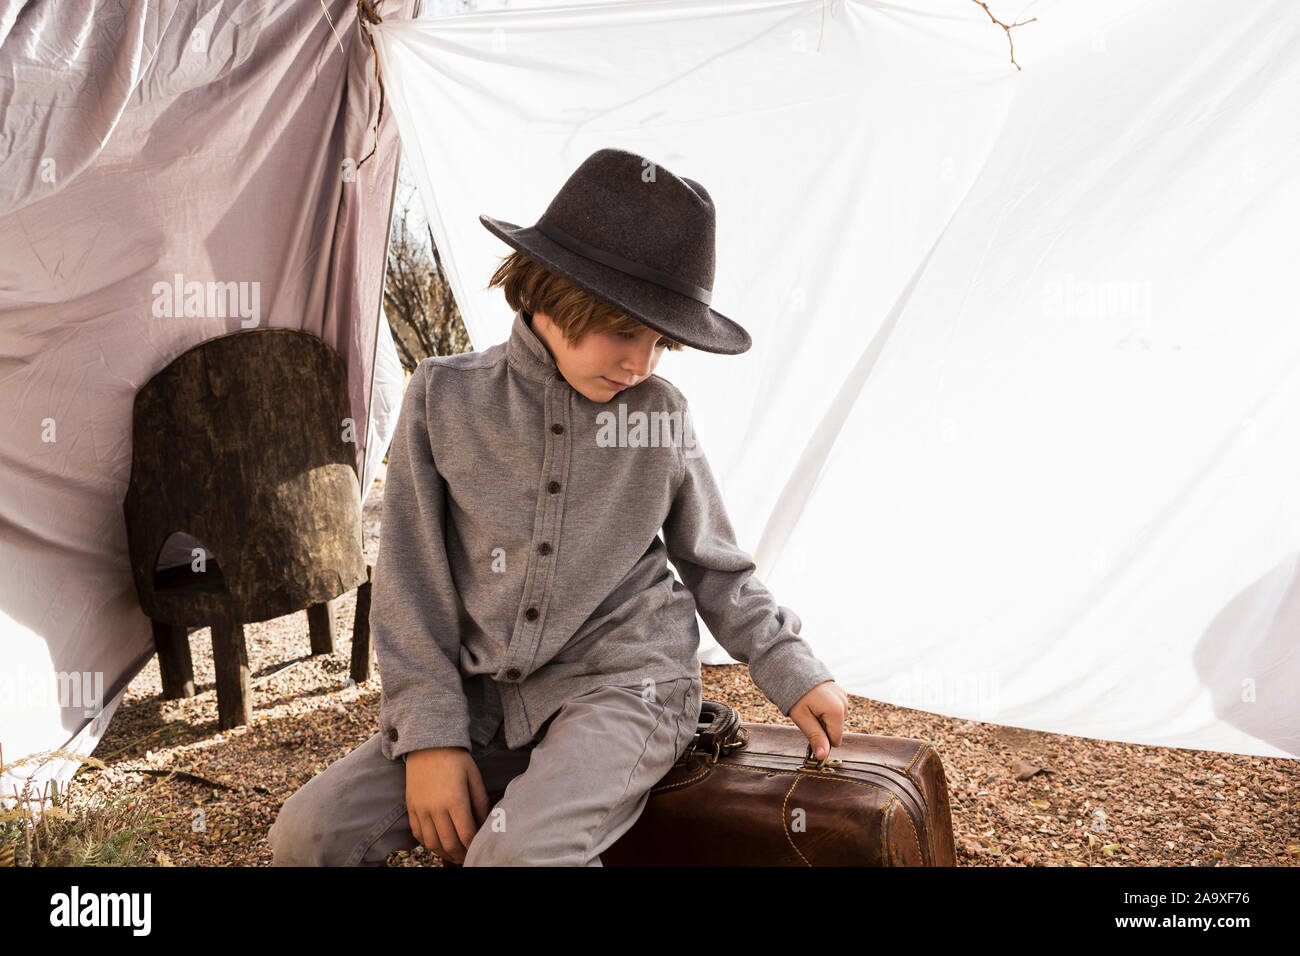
<box><xmin>529</xmin><ymin>309</ymin><xmax>673</xmax><ymax>403</ymax></box>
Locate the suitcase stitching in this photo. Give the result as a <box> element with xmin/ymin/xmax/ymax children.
<box><xmin>881</xmin><ymin>796</ymin><xmax>924</xmax><ymax>865</ymax></box>
<box><xmin>902</xmin><ymin>742</ymin><xmax>931</xmax><ymax>776</ymax></box>
<box><xmin>895</xmin><ymin>797</ymin><xmax>923</xmax><ymax>863</ymax></box>
<box><xmin>881</xmin><ymin>798</ymin><xmax>893</xmax><ymax>864</ymax></box>
<box><xmin>721</xmin><ymin>762</ymin><xmax>900</xmax><ymax>796</ymax></box>
<box><xmin>908</xmin><ymin>743</ymin><xmax>955</xmax><ymax>865</ymax></box>
<box><xmin>781</xmin><ymin>775</ymin><xmax>812</xmax><ymax>867</ymax></box>
<box><xmin>903</xmin><ymin>744</ymin><xmax>938</xmax><ymax>862</ymax></box>
<box><xmin>647</xmin><ymin>760</ymin><xmax>713</xmax><ymax>794</ymax></box>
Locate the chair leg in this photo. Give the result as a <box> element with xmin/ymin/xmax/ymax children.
<box><xmin>152</xmin><ymin>620</ymin><xmax>195</xmax><ymax>699</ymax></box>
<box><xmin>211</xmin><ymin>617</ymin><xmax>251</xmax><ymax>730</ymax></box>
<box><xmin>350</xmin><ymin>564</ymin><xmax>374</xmax><ymax>684</ymax></box>
<box><xmin>307</xmin><ymin>599</ymin><xmax>336</xmax><ymax>655</ymax></box>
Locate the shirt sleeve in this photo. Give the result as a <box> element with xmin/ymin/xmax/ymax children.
<box><xmin>370</xmin><ymin>360</ymin><xmax>473</xmax><ymax>759</ymax></box>
<box><xmin>661</xmin><ymin>403</ymin><xmax>836</xmax><ymax>717</ymax></box>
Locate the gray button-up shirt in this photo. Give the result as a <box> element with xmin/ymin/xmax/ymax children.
<box><xmin>371</xmin><ymin>307</ymin><xmax>835</xmax><ymax>759</ymax></box>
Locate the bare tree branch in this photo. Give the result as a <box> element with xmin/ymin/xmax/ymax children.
<box><xmin>970</xmin><ymin>0</ymin><xmax>1037</xmax><ymax>71</ymax></box>
<box><xmin>383</xmin><ymin>183</ymin><xmax>471</xmax><ymax>371</ymax></box>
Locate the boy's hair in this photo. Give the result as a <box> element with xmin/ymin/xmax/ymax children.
<box><xmin>486</xmin><ymin>250</ymin><xmax>685</xmax><ymax>351</ymax></box>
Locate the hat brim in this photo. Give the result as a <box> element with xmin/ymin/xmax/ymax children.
<box><xmin>479</xmin><ymin>213</ymin><xmax>752</xmax><ymax>355</ymax></box>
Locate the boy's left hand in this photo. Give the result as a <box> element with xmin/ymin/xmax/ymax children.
<box><xmin>789</xmin><ymin>680</ymin><xmax>850</xmax><ymax>760</ymax></box>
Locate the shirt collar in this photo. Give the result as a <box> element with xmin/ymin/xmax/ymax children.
<box><xmin>506</xmin><ymin>307</ymin><xmax>564</xmax><ymax>385</ymax></box>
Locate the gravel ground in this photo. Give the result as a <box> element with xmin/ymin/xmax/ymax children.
<box><xmin>57</xmin><ymin>464</ymin><xmax>1300</xmax><ymax>867</ymax></box>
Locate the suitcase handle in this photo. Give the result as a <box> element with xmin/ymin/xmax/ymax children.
<box><xmin>685</xmin><ymin>699</ymin><xmax>749</xmax><ymax>763</ymax></box>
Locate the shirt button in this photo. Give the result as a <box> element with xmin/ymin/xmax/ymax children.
<box><xmin>537</xmin><ymin>542</ymin><xmax>551</xmax><ymax>555</ymax></box>
<box><xmin>525</xmin><ymin>607</ymin><xmax>539</xmax><ymax>621</ymax></box>
<box><xmin>505</xmin><ymin>667</ymin><xmax>522</xmax><ymax>681</ymax></box>
<box><xmin>387</xmin><ymin>727</ymin><xmax>399</xmax><ymax>741</ymax></box>
<box><xmin>548</xmin><ymin>480</ymin><xmax>561</xmax><ymax>493</ymax></box>
<box><xmin>551</xmin><ymin>423</ymin><xmax>564</xmax><ymax>434</ymax></box>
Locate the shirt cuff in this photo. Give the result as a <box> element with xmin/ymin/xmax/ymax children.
<box><xmin>748</xmin><ymin>639</ymin><xmax>836</xmax><ymax>717</ymax></box>
<box><xmin>379</xmin><ymin>704</ymin><xmax>472</xmax><ymax>761</ymax></box>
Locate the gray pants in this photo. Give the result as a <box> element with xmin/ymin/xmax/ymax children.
<box><xmin>268</xmin><ymin>676</ymin><xmax>701</xmax><ymax>866</ymax></box>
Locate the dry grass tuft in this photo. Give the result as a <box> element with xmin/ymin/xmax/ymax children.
<box><xmin>2</xmin><ymin>746</ymin><xmax>159</xmax><ymax>866</ymax></box>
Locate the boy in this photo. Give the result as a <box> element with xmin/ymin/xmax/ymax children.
<box><xmin>268</xmin><ymin>147</ymin><xmax>848</xmax><ymax>866</ymax></box>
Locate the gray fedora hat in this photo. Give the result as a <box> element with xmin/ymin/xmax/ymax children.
<box><xmin>479</xmin><ymin>147</ymin><xmax>752</xmax><ymax>355</ymax></box>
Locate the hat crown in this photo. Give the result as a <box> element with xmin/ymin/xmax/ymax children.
<box><xmin>537</xmin><ymin>148</ymin><xmax>716</xmax><ymax>298</ymax></box>
<box><xmin>479</xmin><ymin>146</ymin><xmax>752</xmax><ymax>354</ymax></box>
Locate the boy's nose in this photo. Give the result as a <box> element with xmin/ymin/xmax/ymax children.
<box><xmin>623</xmin><ymin>344</ymin><xmax>657</xmax><ymax>378</ymax></box>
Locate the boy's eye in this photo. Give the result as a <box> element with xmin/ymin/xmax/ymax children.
<box><xmin>617</xmin><ymin>331</ymin><xmax>669</xmax><ymax>348</ymax></box>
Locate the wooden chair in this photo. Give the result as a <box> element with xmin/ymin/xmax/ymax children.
<box><xmin>123</xmin><ymin>328</ymin><xmax>375</xmax><ymax>730</ymax></box>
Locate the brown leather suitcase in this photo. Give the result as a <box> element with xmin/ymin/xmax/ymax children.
<box><xmin>599</xmin><ymin>699</ymin><xmax>958</xmax><ymax>866</ymax></box>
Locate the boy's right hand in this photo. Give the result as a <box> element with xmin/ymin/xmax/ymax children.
<box><xmin>404</xmin><ymin>747</ymin><xmax>489</xmax><ymax>864</ymax></box>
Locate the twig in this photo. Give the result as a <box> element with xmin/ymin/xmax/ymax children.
<box><xmin>250</xmin><ymin>655</ymin><xmax>310</xmax><ymax>688</ymax></box>
<box><xmin>120</xmin><ymin>767</ymin><xmax>270</xmax><ymax>795</ymax></box>
<box><xmin>970</xmin><ymin>0</ymin><xmax>1037</xmax><ymax>71</ymax></box>
<box><xmin>97</xmin><ymin>724</ymin><xmax>190</xmax><ymax>763</ymax></box>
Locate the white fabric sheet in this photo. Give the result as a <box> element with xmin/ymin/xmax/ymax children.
<box><xmin>0</xmin><ymin>0</ymin><xmax>414</xmax><ymax>802</ymax></box>
<box><xmin>376</xmin><ymin>0</ymin><xmax>1300</xmax><ymax>757</ymax></box>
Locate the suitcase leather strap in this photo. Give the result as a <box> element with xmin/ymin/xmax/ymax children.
<box><xmin>684</xmin><ymin>699</ymin><xmax>749</xmax><ymax>763</ymax></box>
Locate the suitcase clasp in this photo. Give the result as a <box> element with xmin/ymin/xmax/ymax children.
<box><xmin>802</xmin><ymin>714</ymin><xmax>843</xmax><ymax>771</ymax></box>
<box><xmin>802</xmin><ymin>743</ymin><xmax>843</xmax><ymax>772</ymax></box>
